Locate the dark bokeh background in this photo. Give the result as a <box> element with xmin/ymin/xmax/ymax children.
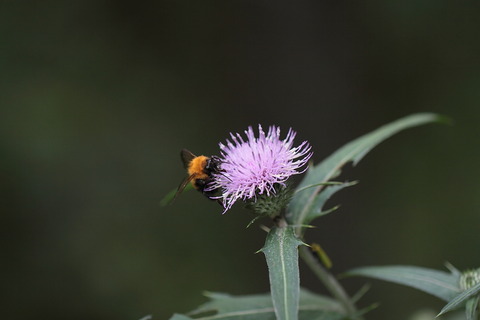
<box><xmin>1</xmin><ymin>1</ymin><xmax>479</xmax><ymax>319</ymax></box>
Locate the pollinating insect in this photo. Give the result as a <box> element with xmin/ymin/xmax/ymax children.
<box><xmin>174</xmin><ymin>149</ymin><xmax>222</xmax><ymax>200</ymax></box>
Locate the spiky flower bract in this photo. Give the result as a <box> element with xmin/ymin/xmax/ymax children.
<box><xmin>210</xmin><ymin>125</ymin><xmax>312</xmax><ymax>213</ymax></box>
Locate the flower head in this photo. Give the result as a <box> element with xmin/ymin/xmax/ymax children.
<box><xmin>210</xmin><ymin>125</ymin><xmax>312</xmax><ymax>212</ymax></box>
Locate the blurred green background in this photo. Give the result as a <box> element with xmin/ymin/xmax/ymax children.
<box><xmin>1</xmin><ymin>1</ymin><xmax>479</xmax><ymax>319</ymax></box>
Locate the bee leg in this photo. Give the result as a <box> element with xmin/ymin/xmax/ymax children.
<box><xmin>199</xmin><ymin>183</ymin><xmax>223</xmax><ymax>207</ymax></box>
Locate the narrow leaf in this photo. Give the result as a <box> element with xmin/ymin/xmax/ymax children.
<box><xmin>288</xmin><ymin>113</ymin><xmax>444</xmax><ymax>228</ymax></box>
<box><xmin>438</xmin><ymin>282</ymin><xmax>480</xmax><ymax>317</ymax></box>
<box><xmin>347</xmin><ymin>265</ymin><xmax>461</xmax><ymax>302</ymax></box>
<box><xmin>261</xmin><ymin>226</ymin><xmax>303</xmax><ymax>320</ymax></box>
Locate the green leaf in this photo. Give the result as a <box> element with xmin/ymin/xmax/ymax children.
<box><xmin>169</xmin><ymin>314</ymin><xmax>193</xmax><ymax>320</ymax></box>
<box><xmin>169</xmin><ymin>289</ymin><xmax>347</xmax><ymax>320</ymax></box>
<box><xmin>304</xmin><ymin>181</ymin><xmax>358</xmax><ymax>225</ymax></box>
<box><xmin>297</xmin><ymin>289</ymin><xmax>347</xmax><ymax>318</ymax></box>
<box><xmin>293</xmin><ymin>181</ymin><xmax>345</xmax><ymax>194</ymax></box>
<box><xmin>287</xmin><ymin>113</ymin><xmax>445</xmax><ymax>231</ymax></box>
<box><xmin>437</xmin><ymin>282</ymin><xmax>480</xmax><ymax>317</ymax></box>
<box><xmin>188</xmin><ymin>291</ymin><xmax>274</xmax><ymax>318</ymax></box>
<box><xmin>465</xmin><ymin>296</ymin><xmax>479</xmax><ymax>320</ymax></box>
<box><xmin>261</xmin><ymin>226</ymin><xmax>303</xmax><ymax>320</ymax></box>
<box><xmin>347</xmin><ymin>265</ymin><xmax>461</xmax><ymax>302</ymax></box>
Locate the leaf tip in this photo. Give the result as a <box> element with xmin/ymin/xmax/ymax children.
<box><xmin>436</xmin><ymin>310</ymin><xmax>445</xmax><ymax>318</ymax></box>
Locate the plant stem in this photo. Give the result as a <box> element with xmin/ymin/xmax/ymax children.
<box><xmin>299</xmin><ymin>245</ymin><xmax>361</xmax><ymax>319</ymax></box>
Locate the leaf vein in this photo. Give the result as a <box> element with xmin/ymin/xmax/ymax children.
<box><xmin>279</xmin><ymin>227</ymin><xmax>289</xmax><ymax>320</ymax></box>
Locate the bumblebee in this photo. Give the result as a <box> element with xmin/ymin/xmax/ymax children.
<box><xmin>175</xmin><ymin>149</ymin><xmax>222</xmax><ymax>199</ymax></box>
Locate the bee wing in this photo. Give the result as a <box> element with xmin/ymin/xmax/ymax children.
<box><xmin>160</xmin><ymin>174</ymin><xmax>196</xmax><ymax>206</ymax></box>
<box><xmin>180</xmin><ymin>149</ymin><xmax>196</xmax><ymax>169</ymax></box>
<box><xmin>173</xmin><ymin>173</ymin><xmax>197</xmax><ymax>201</ymax></box>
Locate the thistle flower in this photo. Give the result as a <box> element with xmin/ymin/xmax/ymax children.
<box><xmin>210</xmin><ymin>125</ymin><xmax>312</xmax><ymax>213</ymax></box>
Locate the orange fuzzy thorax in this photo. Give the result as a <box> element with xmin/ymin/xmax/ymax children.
<box><xmin>188</xmin><ymin>156</ymin><xmax>209</xmax><ymax>181</ymax></box>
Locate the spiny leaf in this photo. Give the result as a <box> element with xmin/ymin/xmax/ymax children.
<box><xmin>347</xmin><ymin>265</ymin><xmax>461</xmax><ymax>302</ymax></box>
<box><xmin>437</xmin><ymin>282</ymin><xmax>480</xmax><ymax>317</ymax></box>
<box><xmin>190</xmin><ymin>292</ymin><xmax>274</xmax><ymax>316</ymax></box>
<box><xmin>293</xmin><ymin>181</ymin><xmax>345</xmax><ymax>194</ymax></box>
<box><xmin>306</xmin><ymin>181</ymin><xmax>357</xmax><ymax>223</ymax></box>
<box><xmin>261</xmin><ymin>226</ymin><xmax>304</xmax><ymax>320</ymax></box>
<box><xmin>169</xmin><ymin>289</ymin><xmax>347</xmax><ymax>320</ymax></box>
<box><xmin>287</xmin><ymin>113</ymin><xmax>445</xmax><ymax>230</ymax></box>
